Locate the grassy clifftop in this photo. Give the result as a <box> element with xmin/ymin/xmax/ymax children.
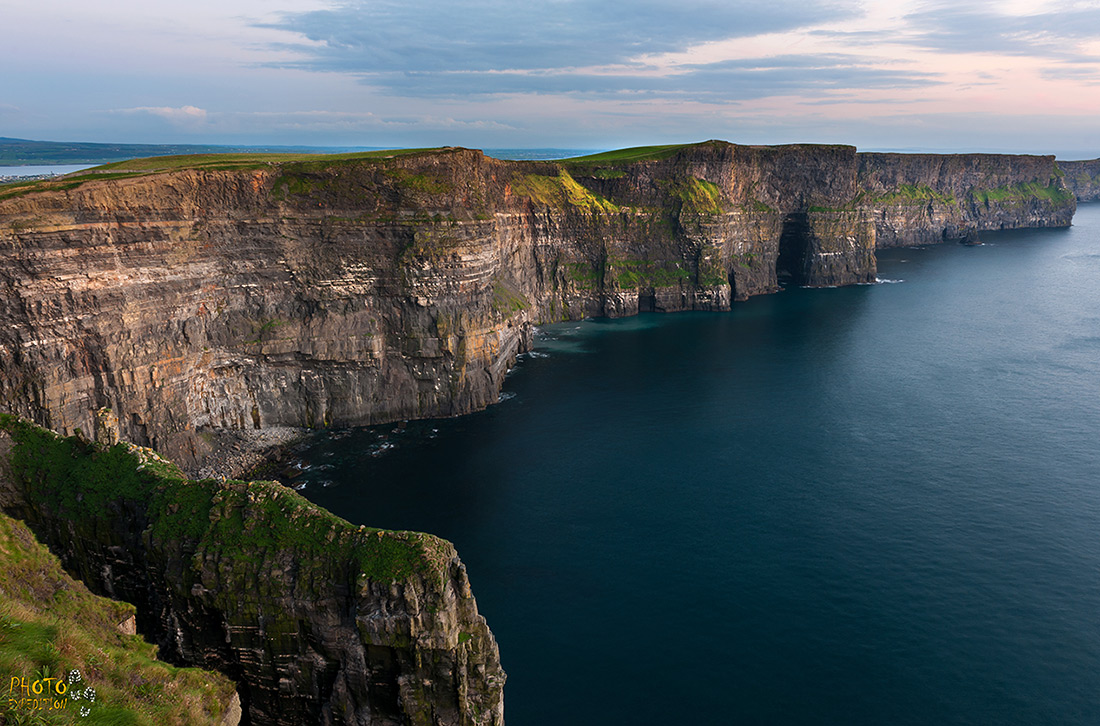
<box><xmin>0</xmin><ymin>415</ymin><xmax>451</xmax><ymax>588</ymax></box>
<box><xmin>0</xmin><ymin>510</ymin><xmax>238</xmax><ymax>725</ymax></box>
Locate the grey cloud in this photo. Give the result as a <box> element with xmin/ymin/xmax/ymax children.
<box><xmin>1039</xmin><ymin>64</ymin><xmax>1100</xmax><ymax>83</ymax></box>
<box><xmin>262</xmin><ymin>0</ymin><xmax>860</xmax><ymax>76</ymax></box>
<box><xmin>901</xmin><ymin>2</ymin><xmax>1100</xmax><ymax>60</ymax></box>
<box><xmin>349</xmin><ymin>53</ymin><xmax>939</xmax><ymax>101</ymax></box>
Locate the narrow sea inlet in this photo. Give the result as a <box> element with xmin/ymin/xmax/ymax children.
<box><xmin>293</xmin><ymin>205</ymin><xmax>1100</xmax><ymax>725</ymax></box>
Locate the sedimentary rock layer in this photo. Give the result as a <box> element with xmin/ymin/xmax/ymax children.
<box><xmin>0</xmin><ymin>141</ymin><xmax>1075</xmax><ymax>471</ymax></box>
<box><xmin>1060</xmin><ymin>159</ymin><xmax>1100</xmax><ymax>201</ymax></box>
<box><xmin>0</xmin><ymin>416</ymin><xmax>505</xmax><ymax>726</ymax></box>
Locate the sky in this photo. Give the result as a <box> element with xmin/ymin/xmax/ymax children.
<box><xmin>4</xmin><ymin>0</ymin><xmax>1100</xmax><ymax>156</ymax></box>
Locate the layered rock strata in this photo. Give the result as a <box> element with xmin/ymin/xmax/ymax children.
<box><xmin>0</xmin><ymin>141</ymin><xmax>1075</xmax><ymax>472</ymax></box>
<box><xmin>0</xmin><ymin>415</ymin><xmax>505</xmax><ymax>726</ymax></box>
<box><xmin>1059</xmin><ymin>159</ymin><xmax>1100</xmax><ymax>201</ymax></box>
<box><xmin>859</xmin><ymin>152</ymin><xmax>1076</xmax><ymax>246</ymax></box>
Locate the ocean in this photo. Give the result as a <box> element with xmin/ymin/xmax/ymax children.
<box><xmin>293</xmin><ymin>204</ymin><xmax>1100</xmax><ymax>724</ymax></box>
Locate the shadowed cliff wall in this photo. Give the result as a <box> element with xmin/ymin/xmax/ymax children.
<box><xmin>1059</xmin><ymin>159</ymin><xmax>1100</xmax><ymax>201</ymax></box>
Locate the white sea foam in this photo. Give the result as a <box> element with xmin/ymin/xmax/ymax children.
<box><xmin>876</xmin><ymin>278</ymin><xmax>905</xmax><ymax>284</ymax></box>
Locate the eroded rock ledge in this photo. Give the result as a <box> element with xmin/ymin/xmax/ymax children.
<box><xmin>0</xmin><ymin>415</ymin><xmax>505</xmax><ymax>726</ymax></box>
<box><xmin>0</xmin><ymin>141</ymin><xmax>1077</xmax><ymax>471</ymax></box>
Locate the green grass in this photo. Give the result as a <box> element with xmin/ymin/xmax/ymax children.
<box><xmin>94</xmin><ymin>148</ymin><xmax>447</xmax><ymax>173</ymax></box>
<box><xmin>561</xmin><ymin>144</ymin><xmax>694</xmax><ymax>164</ymax></box>
<box><xmin>0</xmin><ymin>149</ymin><xmax>457</xmax><ymax>202</ymax></box>
<box><xmin>874</xmin><ymin>183</ymin><xmax>957</xmax><ymax>206</ymax></box>
<box><xmin>608</xmin><ymin>257</ymin><xmax>693</xmax><ymax>288</ymax></box>
<box><xmin>666</xmin><ymin>177</ymin><xmax>724</xmax><ymax>215</ymax></box>
<box><xmin>0</xmin><ymin>511</ymin><xmax>237</xmax><ymax>725</ymax></box>
<box><xmin>0</xmin><ymin>415</ymin><xmax>452</xmax><ymax>592</ymax></box>
<box><xmin>970</xmin><ymin>180</ymin><xmax>1075</xmax><ymax>205</ymax></box>
<box><xmin>491</xmin><ymin>278</ymin><xmax>530</xmax><ymax>314</ymax></box>
<box><xmin>509</xmin><ymin>171</ymin><xmax>619</xmax><ymax>212</ymax></box>
<box><xmin>564</xmin><ymin>261</ymin><xmax>602</xmax><ymax>288</ymax></box>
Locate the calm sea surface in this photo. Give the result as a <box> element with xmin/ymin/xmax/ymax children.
<box><xmin>295</xmin><ymin>205</ymin><xmax>1100</xmax><ymax>725</ymax></box>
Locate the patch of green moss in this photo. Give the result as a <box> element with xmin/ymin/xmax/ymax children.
<box><xmin>491</xmin><ymin>278</ymin><xmax>529</xmax><ymax>314</ymax></box>
<box><xmin>564</xmin><ymin>261</ymin><xmax>602</xmax><ymax>289</ymax></box>
<box><xmin>381</xmin><ymin>168</ymin><xmax>454</xmax><ymax>195</ymax></box>
<box><xmin>510</xmin><ymin>171</ymin><xmax>619</xmax><ymax>213</ymax></box>
<box><xmin>607</xmin><ymin>258</ymin><xmax>692</xmax><ymax>289</ymax></box>
<box><xmin>0</xmin><ymin>416</ymin><xmax>448</xmax><ymax>589</ymax></box>
<box><xmin>970</xmin><ymin>180</ymin><xmax>1075</xmax><ymax>205</ymax></box>
<box><xmin>664</xmin><ymin>177</ymin><xmax>725</xmax><ymax>215</ymax></box>
<box><xmin>874</xmin><ymin>183</ymin><xmax>957</xmax><ymax>206</ymax></box>
<box><xmin>746</xmin><ymin>200</ymin><xmax>777</xmax><ymax>214</ymax></box>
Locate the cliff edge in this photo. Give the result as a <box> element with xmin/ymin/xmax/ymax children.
<box><xmin>0</xmin><ymin>415</ymin><xmax>505</xmax><ymax>726</ymax></box>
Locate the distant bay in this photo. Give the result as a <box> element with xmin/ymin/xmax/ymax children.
<box><xmin>0</xmin><ymin>163</ymin><xmax>96</xmax><ymax>177</ymax></box>
<box><xmin>292</xmin><ymin>205</ymin><xmax>1100</xmax><ymax>725</ymax></box>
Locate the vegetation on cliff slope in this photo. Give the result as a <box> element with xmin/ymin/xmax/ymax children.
<box><xmin>0</xmin><ymin>416</ymin><xmax>452</xmax><ymax>589</ymax></box>
<box><xmin>0</xmin><ymin>148</ymin><xmax>453</xmax><ymax>202</ymax></box>
<box><xmin>0</xmin><ymin>511</ymin><xmax>237</xmax><ymax>726</ymax></box>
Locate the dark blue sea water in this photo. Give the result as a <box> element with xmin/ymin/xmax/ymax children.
<box><xmin>294</xmin><ymin>205</ymin><xmax>1100</xmax><ymax>725</ymax></box>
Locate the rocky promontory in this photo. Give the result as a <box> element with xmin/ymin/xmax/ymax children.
<box><xmin>0</xmin><ymin>415</ymin><xmax>505</xmax><ymax>726</ymax></box>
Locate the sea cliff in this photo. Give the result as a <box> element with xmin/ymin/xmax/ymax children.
<box><xmin>0</xmin><ymin>141</ymin><xmax>1075</xmax><ymax>472</ymax></box>
<box><xmin>0</xmin><ymin>415</ymin><xmax>505</xmax><ymax>726</ymax></box>
<box><xmin>0</xmin><ymin>139</ymin><xmax>1081</xmax><ymax>725</ymax></box>
<box><xmin>1059</xmin><ymin>159</ymin><xmax>1100</xmax><ymax>201</ymax></box>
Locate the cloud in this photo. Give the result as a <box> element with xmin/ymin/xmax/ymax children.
<box><xmin>115</xmin><ymin>105</ymin><xmax>210</xmax><ymax>123</ymax></box>
<box><xmin>900</xmin><ymin>1</ymin><xmax>1100</xmax><ymax>61</ymax></box>
<box><xmin>328</xmin><ymin>52</ymin><xmax>940</xmax><ymax>102</ymax></box>
<box><xmin>225</xmin><ymin>109</ymin><xmax>515</xmax><ymax>131</ymax></box>
<box><xmin>260</xmin><ymin>0</ymin><xmax>862</xmax><ymax>92</ymax></box>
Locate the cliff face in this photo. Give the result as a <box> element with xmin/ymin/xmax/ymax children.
<box><xmin>859</xmin><ymin>153</ymin><xmax>1076</xmax><ymax>246</ymax></box>
<box><xmin>0</xmin><ymin>142</ymin><xmax>1074</xmax><ymax>472</ymax></box>
<box><xmin>1059</xmin><ymin>159</ymin><xmax>1100</xmax><ymax>201</ymax></box>
<box><xmin>0</xmin><ymin>416</ymin><xmax>505</xmax><ymax>726</ymax></box>
<box><xmin>0</xmin><ymin>506</ymin><xmax>241</xmax><ymax>725</ymax></box>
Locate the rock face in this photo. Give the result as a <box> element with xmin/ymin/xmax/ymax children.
<box><xmin>859</xmin><ymin>152</ymin><xmax>1076</xmax><ymax>246</ymax></box>
<box><xmin>0</xmin><ymin>141</ymin><xmax>1075</xmax><ymax>472</ymax></box>
<box><xmin>0</xmin><ymin>415</ymin><xmax>505</xmax><ymax>726</ymax></box>
<box><xmin>0</xmin><ymin>505</ymin><xmax>242</xmax><ymax>725</ymax></box>
<box><xmin>1059</xmin><ymin>159</ymin><xmax>1100</xmax><ymax>201</ymax></box>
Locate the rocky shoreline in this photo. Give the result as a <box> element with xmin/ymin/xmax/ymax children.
<box><xmin>189</xmin><ymin>424</ymin><xmax>305</xmax><ymax>480</ymax></box>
